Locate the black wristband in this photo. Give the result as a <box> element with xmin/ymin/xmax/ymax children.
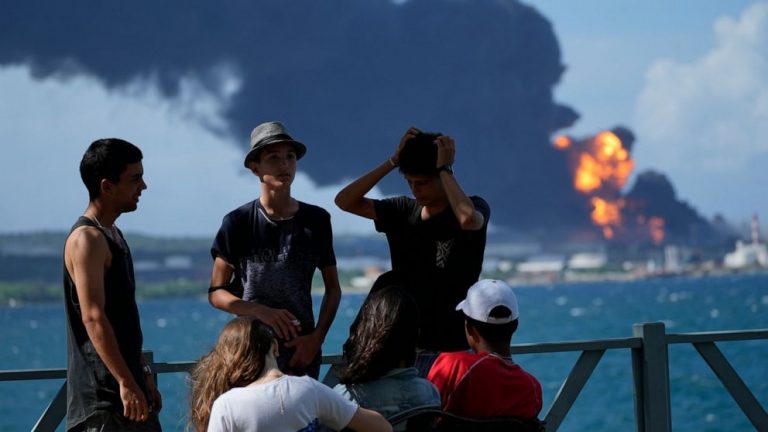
<box><xmin>208</xmin><ymin>281</ymin><xmax>244</xmax><ymax>297</ymax></box>
<box><xmin>437</xmin><ymin>164</ymin><xmax>454</xmax><ymax>175</ymax></box>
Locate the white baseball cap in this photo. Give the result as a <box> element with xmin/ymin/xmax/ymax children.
<box><xmin>456</xmin><ymin>279</ymin><xmax>519</xmax><ymax>324</ymax></box>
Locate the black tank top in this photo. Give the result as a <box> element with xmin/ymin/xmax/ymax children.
<box><xmin>63</xmin><ymin>216</ymin><xmax>146</xmax><ymax>430</ymax></box>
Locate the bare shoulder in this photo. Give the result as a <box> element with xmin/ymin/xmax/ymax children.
<box><xmin>65</xmin><ymin>225</ymin><xmax>109</xmax><ymax>264</ymax></box>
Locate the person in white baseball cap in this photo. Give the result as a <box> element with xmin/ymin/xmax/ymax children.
<box><xmin>427</xmin><ymin>279</ymin><xmax>543</xmax><ymax>422</ymax></box>
<box><xmin>455</xmin><ymin>279</ymin><xmax>520</xmax><ymax>324</ymax></box>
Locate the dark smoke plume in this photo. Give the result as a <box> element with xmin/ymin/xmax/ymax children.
<box><xmin>1</xmin><ymin>0</ymin><xmax>587</xmax><ymax>232</ymax></box>
<box><xmin>554</xmin><ymin>127</ymin><xmax>722</xmax><ymax>245</ymax></box>
<box><xmin>624</xmin><ymin>170</ymin><xmax>716</xmax><ymax>245</ymax></box>
<box><xmin>7</xmin><ymin>0</ymin><xmax>719</xmax><ymax>247</ymax></box>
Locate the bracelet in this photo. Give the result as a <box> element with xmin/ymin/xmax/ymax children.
<box><xmin>388</xmin><ymin>157</ymin><xmax>397</xmax><ymax>167</ymax></box>
<box><xmin>142</xmin><ymin>364</ymin><xmax>153</xmax><ymax>376</ymax></box>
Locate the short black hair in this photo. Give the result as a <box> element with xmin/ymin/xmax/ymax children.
<box><xmin>465</xmin><ymin>306</ymin><xmax>519</xmax><ymax>345</ymax></box>
<box><xmin>398</xmin><ymin>131</ymin><xmax>442</xmax><ymax>176</ymax></box>
<box><xmin>80</xmin><ymin>138</ymin><xmax>143</xmax><ymax>201</ymax></box>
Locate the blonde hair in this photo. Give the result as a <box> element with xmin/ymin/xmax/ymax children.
<box><xmin>188</xmin><ymin>317</ymin><xmax>274</xmax><ymax>431</ymax></box>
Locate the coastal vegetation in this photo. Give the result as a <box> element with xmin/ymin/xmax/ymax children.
<box><xmin>0</xmin><ymin>274</ymin><xmax>362</xmax><ymax>306</ymax></box>
<box><xmin>0</xmin><ymin>232</ymin><xmax>386</xmax><ymax>305</ymax></box>
<box><xmin>2</xmin><ymin>231</ymin><xmax>763</xmax><ymax>306</ymax></box>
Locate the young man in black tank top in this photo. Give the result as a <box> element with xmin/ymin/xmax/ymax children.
<box><xmin>63</xmin><ymin>139</ymin><xmax>161</xmax><ymax>431</ymax></box>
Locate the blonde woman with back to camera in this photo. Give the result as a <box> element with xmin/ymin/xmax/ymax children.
<box><xmin>189</xmin><ymin>317</ymin><xmax>392</xmax><ymax>432</ymax></box>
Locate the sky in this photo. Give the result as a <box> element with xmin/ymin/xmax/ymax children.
<box><xmin>1</xmin><ymin>0</ymin><xmax>767</xmax><ymax>237</ymax></box>
<box><xmin>538</xmin><ymin>0</ymin><xmax>768</xmax><ymax>232</ymax></box>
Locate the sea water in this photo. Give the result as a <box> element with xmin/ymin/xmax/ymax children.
<box><xmin>1</xmin><ymin>273</ymin><xmax>767</xmax><ymax>431</ymax></box>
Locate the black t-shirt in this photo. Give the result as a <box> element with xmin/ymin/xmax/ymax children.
<box><xmin>373</xmin><ymin>196</ymin><xmax>490</xmax><ymax>351</ymax></box>
<box><xmin>211</xmin><ymin>200</ymin><xmax>336</xmax><ymax>375</ymax></box>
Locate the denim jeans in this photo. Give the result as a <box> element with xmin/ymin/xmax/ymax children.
<box><xmin>333</xmin><ymin>367</ymin><xmax>441</xmax><ymax>421</ymax></box>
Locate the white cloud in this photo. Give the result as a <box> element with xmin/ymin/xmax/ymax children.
<box><xmin>0</xmin><ymin>65</ymin><xmax>379</xmax><ymax>236</ymax></box>
<box><xmin>633</xmin><ymin>2</ymin><xmax>768</xmax><ymax>222</ymax></box>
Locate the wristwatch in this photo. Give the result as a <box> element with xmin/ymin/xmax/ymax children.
<box><xmin>437</xmin><ymin>164</ymin><xmax>454</xmax><ymax>175</ymax></box>
<box><xmin>142</xmin><ymin>364</ymin><xmax>153</xmax><ymax>376</ymax></box>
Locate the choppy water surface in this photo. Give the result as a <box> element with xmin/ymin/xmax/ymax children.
<box><xmin>1</xmin><ymin>273</ymin><xmax>766</xmax><ymax>431</ymax></box>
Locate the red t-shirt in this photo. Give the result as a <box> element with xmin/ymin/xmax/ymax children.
<box><xmin>427</xmin><ymin>351</ymin><xmax>542</xmax><ymax>419</ymax></box>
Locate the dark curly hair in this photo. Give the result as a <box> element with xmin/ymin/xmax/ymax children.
<box><xmin>339</xmin><ymin>286</ymin><xmax>420</xmax><ymax>384</ymax></box>
<box><xmin>398</xmin><ymin>131</ymin><xmax>442</xmax><ymax>176</ymax></box>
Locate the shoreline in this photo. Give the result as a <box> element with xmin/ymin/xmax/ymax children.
<box><xmin>5</xmin><ymin>269</ymin><xmax>768</xmax><ymax>308</ymax></box>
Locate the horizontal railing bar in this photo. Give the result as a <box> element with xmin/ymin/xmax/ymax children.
<box><xmin>510</xmin><ymin>337</ymin><xmax>641</xmax><ymax>354</ymax></box>
<box><xmin>667</xmin><ymin>329</ymin><xmax>768</xmax><ymax>344</ymax></box>
<box><xmin>0</xmin><ymin>355</ymin><xmax>348</xmax><ymax>382</ymax></box>
<box><xmin>0</xmin><ymin>369</ymin><xmax>66</xmax><ymax>381</ymax></box>
<box><xmin>322</xmin><ymin>355</ymin><xmax>345</xmax><ymax>364</ymax></box>
<box><xmin>154</xmin><ymin>362</ymin><xmax>195</xmax><ymax>373</ymax></box>
<box><xmin>2</xmin><ymin>325</ymin><xmax>767</xmax><ymax>432</ymax></box>
<box><xmin>3</xmin><ymin>331</ymin><xmax>766</xmax><ymax>382</ymax></box>
<box><xmin>0</xmin><ymin>339</ymin><xmax>656</xmax><ymax>383</ymax></box>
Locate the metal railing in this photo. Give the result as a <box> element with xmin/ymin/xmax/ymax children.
<box><xmin>1</xmin><ymin>322</ymin><xmax>766</xmax><ymax>431</ymax></box>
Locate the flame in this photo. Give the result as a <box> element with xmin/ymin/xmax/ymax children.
<box><xmin>591</xmin><ymin>197</ymin><xmax>624</xmax><ymax>238</ymax></box>
<box><xmin>602</xmin><ymin>226</ymin><xmax>614</xmax><ymax>239</ymax></box>
<box><xmin>558</xmin><ymin>130</ymin><xmax>646</xmax><ymax>241</ymax></box>
<box><xmin>648</xmin><ymin>217</ymin><xmax>665</xmax><ymax>245</ymax></box>
<box><xmin>595</xmin><ymin>131</ymin><xmax>623</xmax><ymax>161</ymax></box>
<box><xmin>575</xmin><ymin>154</ymin><xmax>602</xmax><ymax>193</ymax></box>
<box><xmin>590</xmin><ymin>197</ymin><xmax>622</xmax><ymax>226</ymax></box>
<box><xmin>572</xmin><ymin>131</ymin><xmax>634</xmax><ymax>193</ymax></box>
<box><xmin>553</xmin><ymin>135</ymin><xmax>571</xmax><ymax>150</ymax></box>
<box><xmin>569</xmin><ymin>131</ymin><xmax>634</xmax><ymax>239</ymax></box>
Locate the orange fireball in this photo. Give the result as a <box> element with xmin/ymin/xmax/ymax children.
<box><xmin>558</xmin><ymin>130</ymin><xmax>636</xmax><ymax>239</ymax></box>
<box><xmin>590</xmin><ymin>197</ymin><xmax>624</xmax><ymax>239</ymax></box>
<box><xmin>553</xmin><ymin>135</ymin><xmax>571</xmax><ymax>150</ymax></box>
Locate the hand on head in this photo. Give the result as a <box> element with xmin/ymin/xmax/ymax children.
<box><xmin>392</xmin><ymin>127</ymin><xmax>421</xmax><ymax>165</ymax></box>
<box><xmin>434</xmin><ymin>135</ymin><xmax>455</xmax><ymax>168</ymax></box>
